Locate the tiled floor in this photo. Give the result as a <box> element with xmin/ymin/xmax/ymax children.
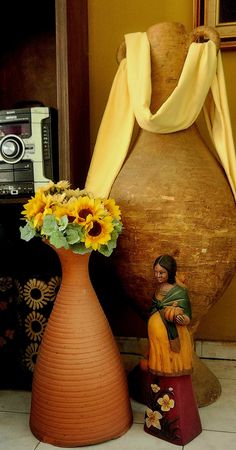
<box><xmin>1</xmin><ymin>358</ymin><xmax>236</xmax><ymax>450</ymax></box>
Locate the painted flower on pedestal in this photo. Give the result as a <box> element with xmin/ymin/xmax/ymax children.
<box><xmin>144</xmin><ymin>382</ymin><xmax>179</xmax><ymax>440</ymax></box>
<box><xmin>157</xmin><ymin>394</ymin><xmax>175</xmax><ymax>412</ymax></box>
<box><xmin>145</xmin><ymin>408</ymin><xmax>162</xmax><ymax>429</ymax></box>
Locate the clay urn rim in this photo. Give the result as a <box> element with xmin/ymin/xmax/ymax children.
<box><xmin>116</xmin><ymin>22</ymin><xmax>220</xmax><ymax>64</ymax></box>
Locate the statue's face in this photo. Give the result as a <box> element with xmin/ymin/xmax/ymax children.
<box><xmin>154</xmin><ymin>263</ymin><xmax>168</xmax><ymax>284</ymax></box>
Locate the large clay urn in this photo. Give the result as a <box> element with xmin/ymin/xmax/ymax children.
<box><xmin>110</xmin><ymin>23</ymin><xmax>236</xmax><ymax>406</ymax></box>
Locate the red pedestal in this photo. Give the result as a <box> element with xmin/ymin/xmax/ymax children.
<box><xmin>144</xmin><ymin>373</ymin><xmax>202</xmax><ymax>445</ymax></box>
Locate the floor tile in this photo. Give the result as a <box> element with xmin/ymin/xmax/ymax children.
<box><xmin>116</xmin><ymin>337</ymin><xmax>148</xmax><ymax>355</ymax></box>
<box><xmin>131</xmin><ymin>398</ymin><xmax>146</xmax><ymax>424</ymax></box>
<box><xmin>37</xmin><ymin>423</ymin><xmax>181</xmax><ymax>450</ymax></box>
<box><xmin>1</xmin><ymin>357</ymin><xmax>236</xmax><ymax>450</ymax></box>
<box><xmin>195</xmin><ymin>340</ymin><xmax>202</xmax><ymax>357</ymax></box>
<box><xmin>185</xmin><ymin>430</ymin><xmax>236</xmax><ymax>450</ymax></box>
<box><xmin>201</xmin><ymin>341</ymin><xmax>236</xmax><ymax>360</ymax></box>
<box><xmin>199</xmin><ymin>378</ymin><xmax>236</xmax><ymax>432</ymax></box>
<box><xmin>0</xmin><ymin>412</ymin><xmax>38</xmax><ymax>450</ymax></box>
<box><xmin>121</xmin><ymin>354</ymin><xmax>143</xmax><ymax>374</ymax></box>
<box><xmin>0</xmin><ymin>390</ymin><xmax>31</xmax><ymax>413</ymax></box>
<box><xmin>203</xmin><ymin>358</ymin><xmax>236</xmax><ymax>380</ymax></box>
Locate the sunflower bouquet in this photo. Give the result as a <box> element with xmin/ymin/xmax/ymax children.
<box><xmin>19</xmin><ymin>180</ymin><xmax>123</xmax><ymax>256</ymax></box>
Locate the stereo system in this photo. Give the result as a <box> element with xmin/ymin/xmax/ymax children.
<box><xmin>0</xmin><ymin>107</ymin><xmax>58</xmax><ymax>198</ymax></box>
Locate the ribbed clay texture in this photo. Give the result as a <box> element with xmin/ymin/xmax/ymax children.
<box><xmin>29</xmin><ymin>247</ymin><xmax>132</xmax><ymax>447</ymax></box>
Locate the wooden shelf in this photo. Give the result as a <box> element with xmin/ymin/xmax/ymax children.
<box><xmin>0</xmin><ymin>198</ymin><xmax>30</xmax><ymax>205</ymax></box>
<box><xmin>0</xmin><ymin>0</ymin><xmax>90</xmax><ymax>207</ymax></box>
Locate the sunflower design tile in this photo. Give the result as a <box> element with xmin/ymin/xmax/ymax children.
<box><xmin>23</xmin><ymin>342</ymin><xmax>40</xmax><ymax>373</ymax></box>
<box><xmin>25</xmin><ymin>311</ymin><xmax>47</xmax><ymax>342</ymax></box>
<box><xmin>47</xmin><ymin>276</ymin><xmax>61</xmax><ymax>301</ymax></box>
<box><xmin>15</xmin><ymin>274</ymin><xmax>61</xmax><ymax>384</ymax></box>
<box><xmin>12</xmin><ymin>239</ymin><xmax>62</xmax><ymax>389</ymax></box>
<box><xmin>23</xmin><ymin>278</ymin><xmax>51</xmax><ymax>310</ymax></box>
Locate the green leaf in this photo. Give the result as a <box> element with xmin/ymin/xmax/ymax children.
<box><xmin>49</xmin><ymin>230</ymin><xmax>69</xmax><ymax>249</ymax></box>
<box><xmin>112</xmin><ymin>219</ymin><xmax>123</xmax><ymax>235</ymax></box>
<box><xmin>58</xmin><ymin>215</ymin><xmax>68</xmax><ymax>231</ymax></box>
<box><xmin>65</xmin><ymin>227</ymin><xmax>82</xmax><ymax>245</ymax></box>
<box><xmin>65</xmin><ymin>223</ymin><xmax>84</xmax><ymax>244</ymax></box>
<box><xmin>110</xmin><ymin>229</ymin><xmax>119</xmax><ymax>241</ymax></box>
<box><xmin>70</xmin><ymin>242</ymin><xmax>92</xmax><ymax>254</ymax></box>
<box><xmin>98</xmin><ymin>244</ymin><xmax>113</xmax><ymax>257</ymax></box>
<box><xmin>20</xmin><ymin>223</ymin><xmax>36</xmax><ymax>242</ymax></box>
<box><xmin>42</xmin><ymin>215</ymin><xmax>58</xmax><ymax>235</ymax></box>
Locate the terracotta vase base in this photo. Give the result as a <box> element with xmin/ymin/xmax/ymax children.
<box><xmin>29</xmin><ymin>249</ymin><xmax>132</xmax><ymax>447</ymax></box>
<box><xmin>30</xmin><ymin>421</ymin><xmax>132</xmax><ymax>448</ymax></box>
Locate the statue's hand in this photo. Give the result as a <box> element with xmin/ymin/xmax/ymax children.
<box><xmin>164</xmin><ymin>305</ymin><xmax>183</xmax><ymax>322</ymax></box>
<box><xmin>175</xmin><ymin>314</ymin><xmax>190</xmax><ymax>326</ymax></box>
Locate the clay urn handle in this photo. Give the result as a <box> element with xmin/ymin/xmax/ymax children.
<box><xmin>190</xmin><ymin>25</ymin><xmax>220</xmax><ymax>51</ymax></box>
<box><xmin>116</xmin><ymin>25</ymin><xmax>220</xmax><ymax>64</ymax></box>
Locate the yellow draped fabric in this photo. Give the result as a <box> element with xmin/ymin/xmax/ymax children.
<box><xmin>85</xmin><ymin>32</ymin><xmax>236</xmax><ymax>200</ymax></box>
<box><xmin>203</xmin><ymin>54</ymin><xmax>236</xmax><ymax>199</ymax></box>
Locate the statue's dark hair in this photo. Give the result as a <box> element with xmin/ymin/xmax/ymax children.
<box><xmin>153</xmin><ymin>254</ymin><xmax>177</xmax><ymax>284</ymax></box>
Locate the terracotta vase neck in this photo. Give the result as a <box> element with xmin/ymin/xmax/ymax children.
<box><xmin>146</xmin><ymin>23</ymin><xmax>190</xmax><ymax>111</ymax></box>
<box><xmin>55</xmin><ymin>248</ymin><xmax>91</xmax><ymax>283</ymax></box>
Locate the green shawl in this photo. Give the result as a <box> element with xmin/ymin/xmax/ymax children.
<box><xmin>150</xmin><ymin>284</ymin><xmax>192</xmax><ymax>353</ymax></box>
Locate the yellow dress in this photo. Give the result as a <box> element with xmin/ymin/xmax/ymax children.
<box><xmin>147</xmin><ymin>285</ymin><xmax>193</xmax><ymax>376</ymax></box>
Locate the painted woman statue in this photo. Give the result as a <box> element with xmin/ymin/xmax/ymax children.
<box><xmin>148</xmin><ymin>255</ymin><xmax>192</xmax><ymax>375</ymax></box>
<box><xmin>142</xmin><ymin>255</ymin><xmax>202</xmax><ymax>445</ymax></box>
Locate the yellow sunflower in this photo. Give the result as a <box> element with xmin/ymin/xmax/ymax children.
<box><xmin>23</xmin><ymin>278</ymin><xmax>50</xmax><ymax>310</ymax></box>
<box><xmin>84</xmin><ymin>215</ymin><xmax>114</xmax><ymax>250</ymax></box>
<box><xmin>55</xmin><ymin>180</ymin><xmax>70</xmax><ymax>190</ymax></box>
<box><xmin>69</xmin><ymin>196</ymin><xmax>104</xmax><ymax>225</ymax></box>
<box><xmin>22</xmin><ymin>190</ymin><xmax>48</xmax><ymax>217</ymax></box>
<box><xmin>25</xmin><ymin>311</ymin><xmax>47</xmax><ymax>342</ymax></box>
<box><xmin>21</xmin><ymin>189</ymin><xmax>67</xmax><ymax>228</ymax></box>
<box><xmin>66</xmin><ymin>188</ymin><xmax>88</xmax><ymax>199</ymax></box>
<box><xmin>49</xmin><ymin>192</ymin><xmax>67</xmax><ymax>204</ymax></box>
<box><xmin>33</xmin><ymin>193</ymin><xmax>67</xmax><ymax>228</ymax></box>
<box><xmin>39</xmin><ymin>180</ymin><xmax>70</xmax><ymax>194</ymax></box>
<box><xmin>20</xmin><ymin>180</ymin><xmax>123</xmax><ymax>256</ymax></box>
<box><xmin>103</xmin><ymin>198</ymin><xmax>121</xmax><ymax>220</ymax></box>
<box><xmin>21</xmin><ymin>191</ymin><xmax>49</xmax><ymax>229</ymax></box>
<box><xmin>51</xmin><ymin>203</ymin><xmax>71</xmax><ymax>219</ymax></box>
<box><xmin>38</xmin><ymin>180</ymin><xmax>54</xmax><ymax>193</ymax></box>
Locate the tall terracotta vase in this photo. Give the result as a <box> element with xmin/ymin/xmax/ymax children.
<box><xmin>30</xmin><ymin>246</ymin><xmax>132</xmax><ymax>447</ymax></box>
<box><xmin>110</xmin><ymin>23</ymin><xmax>236</xmax><ymax>406</ymax></box>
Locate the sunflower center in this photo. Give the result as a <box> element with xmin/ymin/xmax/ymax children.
<box><xmin>79</xmin><ymin>208</ymin><xmax>92</xmax><ymax>220</ymax></box>
<box><xmin>88</xmin><ymin>221</ymin><xmax>102</xmax><ymax>237</ymax></box>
